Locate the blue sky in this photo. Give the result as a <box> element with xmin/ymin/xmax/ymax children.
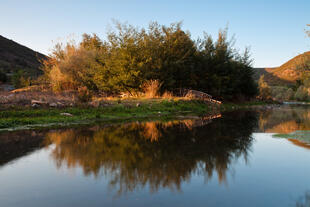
<box><xmin>1</xmin><ymin>0</ymin><xmax>309</xmax><ymax>67</ymax></box>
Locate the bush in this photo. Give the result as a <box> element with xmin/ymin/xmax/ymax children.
<box><xmin>142</xmin><ymin>80</ymin><xmax>162</xmax><ymax>98</ymax></box>
<box><xmin>12</xmin><ymin>70</ymin><xmax>31</xmax><ymax>88</ymax></box>
<box><xmin>294</xmin><ymin>86</ymin><xmax>308</xmax><ymax>101</ymax></box>
<box><xmin>258</xmin><ymin>75</ymin><xmax>271</xmax><ymax>100</ymax></box>
<box><xmin>285</xmin><ymin>88</ymin><xmax>295</xmax><ymax>100</ymax></box>
<box><xmin>77</xmin><ymin>86</ymin><xmax>92</xmax><ymax>102</ymax></box>
<box><xmin>270</xmin><ymin>86</ymin><xmax>296</xmax><ymax>101</ymax></box>
<box><xmin>162</xmin><ymin>91</ymin><xmax>173</xmax><ymax>99</ymax></box>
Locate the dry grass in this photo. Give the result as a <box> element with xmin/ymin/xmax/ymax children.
<box><xmin>0</xmin><ymin>87</ymin><xmax>222</xmax><ymax>109</ymax></box>
<box><xmin>0</xmin><ymin>90</ymin><xmax>77</xmax><ymax>107</ymax></box>
<box><xmin>162</xmin><ymin>91</ymin><xmax>173</xmax><ymax>99</ymax></box>
<box><xmin>142</xmin><ymin>80</ymin><xmax>162</xmax><ymax>98</ymax></box>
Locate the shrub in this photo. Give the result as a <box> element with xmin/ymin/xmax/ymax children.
<box><xmin>77</xmin><ymin>86</ymin><xmax>92</xmax><ymax>102</ymax></box>
<box><xmin>258</xmin><ymin>75</ymin><xmax>271</xmax><ymax>100</ymax></box>
<box><xmin>294</xmin><ymin>86</ymin><xmax>308</xmax><ymax>101</ymax></box>
<box><xmin>162</xmin><ymin>91</ymin><xmax>173</xmax><ymax>99</ymax></box>
<box><xmin>142</xmin><ymin>80</ymin><xmax>162</xmax><ymax>98</ymax></box>
<box><xmin>285</xmin><ymin>88</ymin><xmax>295</xmax><ymax>100</ymax></box>
<box><xmin>12</xmin><ymin>70</ymin><xmax>31</xmax><ymax>88</ymax></box>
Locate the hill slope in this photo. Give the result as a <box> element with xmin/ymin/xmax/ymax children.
<box><xmin>254</xmin><ymin>51</ymin><xmax>310</xmax><ymax>86</ymax></box>
<box><xmin>0</xmin><ymin>35</ymin><xmax>46</xmax><ymax>76</ymax></box>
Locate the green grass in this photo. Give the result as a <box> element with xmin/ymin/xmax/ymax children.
<box><xmin>0</xmin><ymin>99</ymin><xmax>213</xmax><ymax>131</ymax></box>
<box><xmin>0</xmin><ymin>99</ymin><xmax>270</xmax><ymax>131</ymax></box>
<box><xmin>273</xmin><ymin>131</ymin><xmax>310</xmax><ymax>143</ymax></box>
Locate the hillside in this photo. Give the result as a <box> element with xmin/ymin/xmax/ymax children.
<box><xmin>254</xmin><ymin>51</ymin><xmax>310</xmax><ymax>86</ymax></box>
<box><xmin>0</xmin><ymin>35</ymin><xmax>46</xmax><ymax>76</ymax></box>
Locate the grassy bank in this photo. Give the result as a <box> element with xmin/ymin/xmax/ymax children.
<box><xmin>0</xmin><ymin>99</ymin><xmax>217</xmax><ymax>131</ymax></box>
<box><xmin>0</xmin><ymin>98</ymin><xmax>271</xmax><ymax>132</ymax></box>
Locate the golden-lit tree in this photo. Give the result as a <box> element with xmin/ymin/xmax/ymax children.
<box><xmin>42</xmin><ymin>21</ymin><xmax>257</xmax><ymax>99</ymax></box>
<box><xmin>258</xmin><ymin>75</ymin><xmax>271</xmax><ymax>100</ymax></box>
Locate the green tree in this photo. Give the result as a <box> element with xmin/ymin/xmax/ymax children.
<box><xmin>12</xmin><ymin>70</ymin><xmax>30</xmax><ymax>88</ymax></box>
<box><xmin>42</xmin><ymin>21</ymin><xmax>258</xmax><ymax>100</ymax></box>
<box><xmin>258</xmin><ymin>75</ymin><xmax>271</xmax><ymax>100</ymax></box>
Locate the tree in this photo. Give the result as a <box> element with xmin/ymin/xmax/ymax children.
<box><xmin>42</xmin><ymin>21</ymin><xmax>258</xmax><ymax>100</ymax></box>
<box><xmin>258</xmin><ymin>75</ymin><xmax>271</xmax><ymax>100</ymax></box>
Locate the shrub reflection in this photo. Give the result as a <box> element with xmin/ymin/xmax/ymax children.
<box><xmin>44</xmin><ymin>112</ymin><xmax>257</xmax><ymax>194</ymax></box>
<box><xmin>258</xmin><ymin>106</ymin><xmax>310</xmax><ymax>133</ymax></box>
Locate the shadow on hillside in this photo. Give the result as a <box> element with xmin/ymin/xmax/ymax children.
<box><xmin>254</xmin><ymin>68</ymin><xmax>294</xmax><ymax>86</ymax></box>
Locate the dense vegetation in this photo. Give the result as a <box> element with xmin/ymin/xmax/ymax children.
<box><xmin>42</xmin><ymin>22</ymin><xmax>257</xmax><ymax>100</ymax></box>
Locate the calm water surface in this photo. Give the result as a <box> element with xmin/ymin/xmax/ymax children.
<box><xmin>1</xmin><ymin>106</ymin><xmax>310</xmax><ymax>207</ymax></box>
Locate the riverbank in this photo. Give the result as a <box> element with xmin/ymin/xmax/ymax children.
<box><xmin>0</xmin><ymin>97</ymin><xmax>273</xmax><ymax>132</ymax></box>
<box><xmin>0</xmin><ymin>99</ymin><xmax>221</xmax><ymax>131</ymax></box>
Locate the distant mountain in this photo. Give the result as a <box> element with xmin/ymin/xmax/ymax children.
<box><xmin>0</xmin><ymin>35</ymin><xmax>46</xmax><ymax>76</ymax></box>
<box><xmin>254</xmin><ymin>52</ymin><xmax>310</xmax><ymax>86</ymax></box>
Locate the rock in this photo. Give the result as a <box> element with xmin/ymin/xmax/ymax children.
<box><xmin>31</xmin><ymin>100</ymin><xmax>48</xmax><ymax>105</ymax></box>
<box><xmin>185</xmin><ymin>89</ymin><xmax>212</xmax><ymax>99</ymax></box>
<box><xmin>60</xmin><ymin>113</ymin><xmax>73</xmax><ymax>117</ymax></box>
<box><xmin>136</xmin><ymin>103</ymin><xmax>141</xmax><ymax>107</ymax></box>
<box><xmin>56</xmin><ymin>102</ymin><xmax>64</xmax><ymax>107</ymax></box>
<box><xmin>32</xmin><ymin>103</ymin><xmax>39</xmax><ymax>108</ymax></box>
<box><xmin>89</xmin><ymin>101</ymin><xmax>100</xmax><ymax>108</ymax></box>
<box><xmin>49</xmin><ymin>103</ymin><xmax>57</xmax><ymax>107</ymax></box>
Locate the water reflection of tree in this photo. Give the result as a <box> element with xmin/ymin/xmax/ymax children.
<box><xmin>45</xmin><ymin>111</ymin><xmax>257</xmax><ymax>195</ymax></box>
<box><xmin>258</xmin><ymin>106</ymin><xmax>310</xmax><ymax>133</ymax></box>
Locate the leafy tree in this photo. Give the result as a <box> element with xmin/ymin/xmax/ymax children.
<box><xmin>42</xmin><ymin>21</ymin><xmax>258</xmax><ymax>100</ymax></box>
<box><xmin>295</xmin><ymin>86</ymin><xmax>309</xmax><ymax>101</ymax></box>
<box><xmin>258</xmin><ymin>75</ymin><xmax>271</xmax><ymax>100</ymax></box>
<box><xmin>285</xmin><ymin>88</ymin><xmax>295</xmax><ymax>100</ymax></box>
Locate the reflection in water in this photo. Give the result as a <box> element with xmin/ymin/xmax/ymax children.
<box><xmin>288</xmin><ymin>139</ymin><xmax>310</xmax><ymax>151</ymax></box>
<box><xmin>258</xmin><ymin>106</ymin><xmax>310</xmax><ymax>133</ymax></box>
<box><xmin>43</xmin><ymin>112</ymin><xmax>257</xmax><ymax>194</ymax></box>
<box><xmin>258</xmin><ymin>106</ymin><xmax>310</xmax><ymax>150</ymax></box>
<box><xmin>2</xmin><ymin>106</ymin><xmax>310</xmax><ymax>206</ymax></box>
<box><xmin>0</xmin><ymin>130</ymin><xmax>45</xmax><ymax>166</ymax></box>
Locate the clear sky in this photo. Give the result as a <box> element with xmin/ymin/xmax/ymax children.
<box><xmin>1</xmin><ymin>0</ymin><xmax>309</xmax><ymax>67</ymax></box>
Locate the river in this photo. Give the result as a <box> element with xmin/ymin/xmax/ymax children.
<box><xmin>1</xmin><ymin>106</ymin><xmax>310</xmax><ymax>206</ymax></box>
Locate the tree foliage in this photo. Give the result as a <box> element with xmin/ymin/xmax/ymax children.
<box><xmin>258</xmin><ymin>75</ymin><xmax>271</xmax><ymax>100</ymax></box>
<box><xmin>43</xmin><ymin>22</ymin><xmax>257</xmax><ymax>100</ymax></box>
